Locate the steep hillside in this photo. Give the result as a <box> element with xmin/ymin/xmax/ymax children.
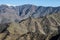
<box><xmin>0</xmin><ymin>13</ymin><xmax>60</xmax><ymax>40</ymax></box>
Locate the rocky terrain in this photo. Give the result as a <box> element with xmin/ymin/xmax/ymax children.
<box><xmin>0</xmin><ymin>13</ymin><xmax>60</xmax><ymax>40</ymax></box>
<box><xmin>0</xmin><ymin>4</ymin><xmax>60</xmax><ymax>23</ymax></box>
<box><xmin>0</xmin><ymin>4</ymin><xmax>60</xmax><ymax>40</ymax></box>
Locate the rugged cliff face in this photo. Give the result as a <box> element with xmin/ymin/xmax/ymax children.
<box><xmin>0</xmin><ymin>13</ymin><xmax>60</xmax><ymax>40</ymax></box>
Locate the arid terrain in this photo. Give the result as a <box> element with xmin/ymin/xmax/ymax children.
<box><xmin>0</xmin><ymin>4</ymin><xmax>60</xmax><ymax>40</ymax></box>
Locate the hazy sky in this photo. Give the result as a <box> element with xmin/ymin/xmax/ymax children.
<box><xmin>0</xmin><ymin>0</ymin><xmax>60</xmax><ymax>6</ymax></box>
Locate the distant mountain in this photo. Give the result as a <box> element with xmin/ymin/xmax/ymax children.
<box><xmin>0</xmin><ymin>4</ymin><xmax>60</xmax><ymax>23</ymax></box>
<box><xmin>17</xmin><ymin>4</ymin><xmax>60</xmax><ymax>18</ymax></box>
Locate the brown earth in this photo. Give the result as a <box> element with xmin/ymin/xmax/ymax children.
<box><xmin>0</xmin><ymin>13</ymin><xmax>60</xmax><ymax>40</ymax></box>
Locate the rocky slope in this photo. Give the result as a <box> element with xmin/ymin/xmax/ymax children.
<box><xmin>0</xmin><ymin>12</ymin><xmax>60</xmax><ymax>40</ymax></box>
<box><xmin>0</xmin><ymin>4</ymin><xmax>60</xmax><ymax>40</ymax></box>
<box><xmin>0</xmin><ymin>4</ymin><xmax>60</xmax><ymax>23</ymax></box>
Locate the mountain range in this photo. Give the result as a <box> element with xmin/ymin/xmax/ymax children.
<box><xmin>0</xmin><ymin>4</ymin><xmax>60</xmax><ymax>23</ymax></box>
<box><xmin>0</xmin><ymin>4</ymin><xmax>60</xmax><ymax>40</ymax></box>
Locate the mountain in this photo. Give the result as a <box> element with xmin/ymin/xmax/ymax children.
<box><xmin>0</xmin><ymin>4</ymin><xmax>60</xmax><ymax>23</ymax></box>
<box><xmin>0</xmin><ymin>12</ymin><xmax>60</xmax><ymax>40</ymax></box>
<box><xmin>0</xmin><ymin>4</ymin><xmax>60</xmax><ymax>40</ymax></box>
<box><xmin>17</xmin><ymin>4</ymin><xmax>60</xmax><ymax>18</ymax></box>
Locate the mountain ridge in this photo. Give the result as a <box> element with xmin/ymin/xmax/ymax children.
<box><xmin>0</xmin><ymin>4</ymin><xmax>60</xmax><ymax>23</ymax></box>
<box><xmin>0</xmin><ymin>12</ymin><xmax>60</xmax><ymax>40</ymax></box>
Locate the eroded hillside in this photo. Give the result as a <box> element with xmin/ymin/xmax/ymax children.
<box><xmin>0</xmin><ymin>13</ymin><xmax>60</xmax><ymax>40</ymax></box>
